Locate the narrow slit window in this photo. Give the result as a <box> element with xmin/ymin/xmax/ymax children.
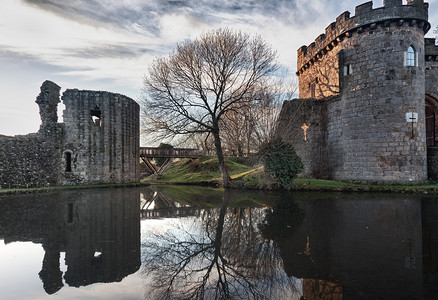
<box><xmin>344</xmin><ymin>64</ymin><xmax>352</xmax><ymax>76</ymax></box>
<box><xmin>65</xmin><ymin>152</ymin><xmax>72</xmax><ymax>172</ymax></box>
<box><xmin>405</xmin><ymin>46</ymin><xmax>416</xmax><ymax>67</ymax></box>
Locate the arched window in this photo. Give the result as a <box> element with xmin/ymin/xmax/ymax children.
<box><xmin>405</xmin><ymin>46</ymin><xmax>416</xmax><ymax>67</ymax></box>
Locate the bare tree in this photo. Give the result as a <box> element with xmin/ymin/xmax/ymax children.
<box><xmin>191</xmin><ymin>132</ymin><xmax>216</xmax><ymax>155</ymax></box>
<box><xmin>142</xmin><ymin>28</ymin><xmax>278</xmax><ymax>187</ymax></box>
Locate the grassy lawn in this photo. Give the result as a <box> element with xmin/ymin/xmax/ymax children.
<box><xmin>142</xmin><ymin>156</ymin><xmax>254</xmax><ymax>184</ymax></box>
<box><xmin>144</xmin><ymin>156</ymin><xmax>438</xmax><ymax>193</ymax></box>
<box><xmin>291</xmin><ymin>178</ymin><xmax>438</xmax><ymax>193</ymax></box>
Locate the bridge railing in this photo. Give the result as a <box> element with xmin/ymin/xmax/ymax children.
<box><xmin>139</xmin><ymin>147</ymin><xmax>202</xmax><ymax>158</ymax></box>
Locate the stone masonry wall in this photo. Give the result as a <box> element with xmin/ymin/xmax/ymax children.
<box><xmin>62</xmin><ymin>90</ymin><xmax>140</xmax><ymax>185</ymax></box>
<box><xmin>329</xmin><ymin>22</ymin><xmax>427</xmax><ymax>182</ymax></box>
<box><xmin>297</xmin><ymin>0</ymin><xmax>429</xmax><ymax>76</ymax></box>
<box><xmin>0</xmin><ymin>81</ymin><xmax>140</xmax><ymax>188</ymax></box>
<box><xmin>297</xmin><ymin>0</ymin><xmax>429</xmax><ymax>102</ymax></box>
<box><xmin>288</xmin><ymin>0</ymin><xmax>430</xmax><ymax>183</ymax></box>
<box><xmin>276</xmin><ymin>97</ymin><xmax>335</xmax><ymax>178</ymax></box>
<box><xmin>425</xmin><ymin>38</ymin><xmax>438</xmax><ymax>98</ymax></box>
<box><xmin>425</xmin><ymin>38</ymin><xmax>438</xmax><ymax>178</ymax></box>
<box><xmin>0</xmin><ymin>81</ymin><xmax>64</xmax><ymax>188</ymax></box>
<box><xmin>0</xmin><ymin>131</ymin><xmax>63</xmax><ymax>188</ymax></box>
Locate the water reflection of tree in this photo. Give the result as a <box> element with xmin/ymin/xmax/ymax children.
<box><xmin>142</xmin><ymin>190</ymin><xmax>300</xmax><ymax>299</ymax></box>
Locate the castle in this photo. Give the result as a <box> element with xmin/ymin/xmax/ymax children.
<box><xmin>277</xmin><ymin>0</ymin><xmax>438</xmax><ymax>183</ymax></box>
<box><xmin>0</xmin><ymin>81</ymin><xmax>140</xmax><ymax>188</ymax></box>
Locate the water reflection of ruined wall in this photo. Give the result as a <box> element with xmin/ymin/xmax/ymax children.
<box><xmin>0</xmin><ymin>189</ymin><xmax>141</xmax><ymax>291</ymax></box>
<box><xmin>63</xmin><ymin>190</ymin><xmax>141</xmax><ymax>286</ymax></box>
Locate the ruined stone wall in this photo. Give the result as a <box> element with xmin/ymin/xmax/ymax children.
<box><xmin>0</xmin><ymin>81</ymin><xmax>140</xmax><ymax>188</ymax></box>
<box><xmin>62</xmin><ymin>90</ymin><xmax>140</xmax><ymax>185</ymax></box>
<box><xmin>289</xmin><ymin>0</ymin><xmax>430</xmax><ymax>183</ymax></box>
<box><xmin>0</xmin><ymin>81</ymin><xmax>64</xmax><ymax>188</ymax></box>
<box><xmin>0</xmin><ymin>131</ymin><xmax>63</xmax><ymax>188</ymax></box>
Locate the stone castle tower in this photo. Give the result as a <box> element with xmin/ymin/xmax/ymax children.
<box><xmin>61</xmin><ymin>89</ymin><xmax>140</xmax><ymax>185</ymax></box>
<box><xmin>277</xmin><ymin>0</ymin><xmax>438</xmax><ymax>183</ymax></box>
<box><xmin>0</xmin><ymin>81</ymin><xmax>140</xmax><ymax>188</ymax></box>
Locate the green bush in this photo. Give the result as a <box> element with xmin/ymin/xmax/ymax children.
<box><xmin>259</xmin><ymin>139</ymin><xmax>304</xmax><ymax>189</ymax></box>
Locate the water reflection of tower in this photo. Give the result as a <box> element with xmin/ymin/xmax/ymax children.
<box><xmin>0</xmin><ymin>189</ymin><xmax>141</xmax><ymax>294</ymax></box>
<box><xmin>263</xmin><ymin>196</ymin><xmax>432</xmax><ymax>299</ymax></box>
<box><xmin>62</xmin><ymin>190</ymin><xmax>141</xmax><ymax>287</ymax></box>
<box><xmin>422</xmin><ymin>198</ymin><xmax>438</xmax><ymax>297</ymax></box>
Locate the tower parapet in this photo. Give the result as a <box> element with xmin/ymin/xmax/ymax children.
<box><xmin>297</xmin><ymin>0</ymin><xmax>429</xmax><ymax>75</ymax></box>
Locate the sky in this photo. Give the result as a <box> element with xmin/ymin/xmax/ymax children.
<box><xmin>1</xmin><ymin>0</ymin><xmax>438</xmax><ymax>136</ymax></box>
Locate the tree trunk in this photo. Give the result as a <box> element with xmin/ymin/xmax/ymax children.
<box><xmin>212</xmin><ymin>126</ymin><xmax>232</xmax><ymax>187</ymax></box>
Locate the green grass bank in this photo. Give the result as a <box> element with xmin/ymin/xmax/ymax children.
<box><xmin>143</xmin><ymin>156</ymin><xmax>438</xmax><ymax>194</ymax></box>
<box><xmin>3</xmin><ymin>156</ymin><xmax>438</xmax><ymax>195</ymax></box>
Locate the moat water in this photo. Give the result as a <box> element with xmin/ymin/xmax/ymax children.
<box><xmin>0</xmin><ymin>186</ymin><xmax>437</xmax><ymax>300</ymax></box>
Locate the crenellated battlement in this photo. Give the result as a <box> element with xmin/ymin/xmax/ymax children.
<box><xmin>297</xmin><ymin>0</ymin><xmax>430</xmax><ymax>75</ymax></box>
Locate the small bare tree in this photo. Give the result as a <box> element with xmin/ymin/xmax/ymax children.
<box><xmin>142</xmin><ymin>28</ymin><xmax>278</xmax><ymax>187</ymax></box>
<box><xmin>252</xmin><ymin>75</ymin><xmax>298</xmax><ymax>149</ymax></box>
<box><xmin>220</xmin><ymin>74</ymin><xmax>298</xmax><ymax>155</ymax></box>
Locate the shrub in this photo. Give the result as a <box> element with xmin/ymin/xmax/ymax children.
<box><xmin>259</xmin><ymin>139</ymin><xmax>303</xmax><ymax>189</ymax></box>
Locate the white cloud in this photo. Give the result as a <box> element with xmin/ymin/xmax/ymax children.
<box><xmin>1</xmin><ymin>0</ymin><xmax>437</xmax><ymax>135</ymax></box>
<box><xmin>159</xmin><ymin>14</ymin><xmax>210</xmax><ymax>44</ymax></box>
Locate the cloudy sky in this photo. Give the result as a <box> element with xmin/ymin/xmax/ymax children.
<box><xmin>1</xmin><ymin>0</ymin><xmax>438</xmax><ymax>136</ymax></box>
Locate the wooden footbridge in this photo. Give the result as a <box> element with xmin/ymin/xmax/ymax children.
<box><xmin>140</xmin><ymin>147</ymin><xmax>201</xmax><ymax>176</ymax></box>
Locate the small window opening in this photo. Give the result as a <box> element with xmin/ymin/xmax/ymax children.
<box><xmin>90</xmin><ymin>106</ymin><xmax>102</xmax><ymax>127</ymax></box>
<box><xmin>344</xmin><ymin>64</ymin><xmax>352</xmax><ymax>76</ymax></box>
<box><xmin>65</xmin><ymin>152</ymin><xmax>72</xmax><ymax>172</ymax></box>
<box><xmin>405</xmin><ymin>46</ymin><xmax>416</xmax><ymax>67</ymax></box>
<box><xmin>310</xmin><ymin>83</ymin><xmax>316</xmax><ymax>98</ymax></box>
